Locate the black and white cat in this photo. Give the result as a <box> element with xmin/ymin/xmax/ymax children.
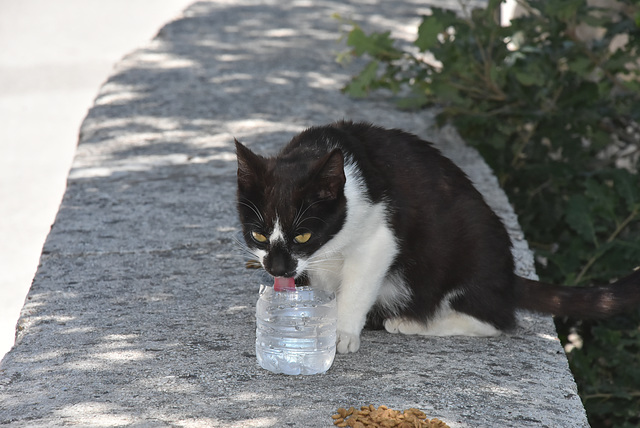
<box><xmin>235</xmin><ymin>121</ymin><xmax>640</xmax><ymax>354</ymax></box>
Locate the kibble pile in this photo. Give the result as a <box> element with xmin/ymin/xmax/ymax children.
<box><xmin>331</xmin><ymin>405</ymin><xmax>450</xmax><ymax>428</ymax></box>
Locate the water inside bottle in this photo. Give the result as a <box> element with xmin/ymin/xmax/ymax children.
<box><xmin>255</xmin><ymin>286</ymin><xmax>337</xmax><ymax>375</ymax></box>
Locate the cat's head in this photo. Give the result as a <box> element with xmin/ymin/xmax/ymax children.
<box><xmin>235</xmin><ymin>139</ymin><xmax>347</xmax><ymax>279</ymax></box>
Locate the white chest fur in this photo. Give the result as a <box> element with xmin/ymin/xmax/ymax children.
<box><xmin>298</xmin><ymin>162</ymin><xmax>406</xmax><ymax>352</ymax></box>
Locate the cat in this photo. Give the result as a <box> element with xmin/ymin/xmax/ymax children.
<box><xmin>235</xmin><ymin>120</ymin><xmax>640</xmax><ymax>354</ymax></box>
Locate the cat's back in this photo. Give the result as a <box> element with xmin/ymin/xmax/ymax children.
<box><xmin>283</xmin><ymin>121</ymin><xmax>478</xmax><ymax>203</ymax></box>
<box><xmin>285</xmin><ymin>120</ymin><xmax>434</xmax><ymax>159</ymax></box>
<box><xmin>328</xmin><ymin>121</ymin><xmax>461</xmax><ymax>176</ymax></box>
<box><xmin>332</xmin><ymin>121</ymin><xmax>476</xmax><ymax>200</ymax></box>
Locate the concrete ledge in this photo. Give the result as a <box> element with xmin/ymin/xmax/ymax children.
<box><xmin>0</xmin><ymin>1</ymin><xmax>588</xmax><ymax>426</ymax></box>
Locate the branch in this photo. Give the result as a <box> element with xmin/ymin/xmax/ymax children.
<box><xmin>573</xmin><ymin>207</ymin><xmax>640</xmax><ymax>285</ymax></box>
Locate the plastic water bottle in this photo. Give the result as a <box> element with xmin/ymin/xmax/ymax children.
<box><xmin>255</xmin><ymin>285</ymin><xmax>337</xmax><ymax>375</ymax></box>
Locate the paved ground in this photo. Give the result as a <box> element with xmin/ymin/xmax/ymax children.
<box><xmin>0</xmin><ymin>0</ymin><xmax>195</xmax><ymax>361</ymax></box>
<box><xmin>0</xmin><ymin>0</ymin><xmax>588</xmax><ymax>426</ymax></box>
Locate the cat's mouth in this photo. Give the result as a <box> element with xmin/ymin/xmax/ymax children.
<box><xmin>266</xmin><ymin>271</ymin><xmax>296</xmax><ymax>279</ymax></box>
<box><xmin>264</xmin><ymin>266</ymin><xmax>300</xmax><ymax>280</ymax></box>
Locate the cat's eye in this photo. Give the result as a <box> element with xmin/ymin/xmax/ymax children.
<box><xmin>251</xmin><ymin>231</ymin><xmax>268</xmax><ymax>243</ymax></box>
<box><xmin>294</xmin><ymin>232</ymin><xmax>312</xmax><ymax>244</ymax></box>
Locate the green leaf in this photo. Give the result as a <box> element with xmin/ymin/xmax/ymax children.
<box><xmin>567</xmin><ymin>56</ymin><xmax>592</xmax><ymax>75</ymax></box>
<box><xmin>346</xmin><ymin>26</ymin><xmax>367</xmax><ymax>55</ymax></box>
<box><xmin>395</xmin><ymin>92</ymin><xmax>430</xmax><ymax>110</ymax></box>
<box><xmin>343</xmin><ymin>60</ymin><xmax>379</xmax><ymax>97</ymax></box>
<box><xmin>543</xmin><ymin>0</ymin><xmax>583</xmax><ymax>20</ymax></box>
<box><xmin>559</xmin><ymin>81</ymin><xmax>600</xmax><ymax>108</ymax></box>
<box><xmin>415</xmin><ymin>9</ymin><xmax>458</xmax><ymax>51</ymax></box>
<box><xmin>610</xmin><ymin>169</ymin><xmax>640</xmax><ymax>212</ymax></box>
<box><xmin>415</xmin><ymin>17</ymin><xmax>445</xmax><ymax>51</ymax></box>
<box><xmin>566</xmin><ymin>195</ymin><xmax>598</xmax><ymax>245</ymax></box>
<box><xmin>346</xmin><ymin>26</ymin><xmax>396</xmax><ymax>58</ymax></box>
<box><xmin>514</xmin><ymin>70</ymin><xmax>545</xmax><ymax>86</ymax></box>
<box><xmin>430</xmin><ymin>80</ymin><xmax>463</xmax><ymax>104</ymax></box>
<box><xmin>584</xmin><ymin>178</ymin><xmax>615</xmax><ymax>218</ymax></box>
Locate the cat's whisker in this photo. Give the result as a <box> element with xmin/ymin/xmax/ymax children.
<box><xmin>238</xmin><ymin>199</ymin><xmax>264</xmax><ymax>224</ymax></box>
<box><xmin>292</xmin><ymin>201</ymin><xmax>307</xmax><ymax>229</ymax></box>
<box><xmin>301</xmin><ymin>257</ymin><xmax>345</xmax><ymax>274</ymax></box>
<box><xmin>232</xmin><ymin>237</ymin><xmax>263</xmax><ymax>260</ymax></box>
<box><xmin>302</xmin><ymin>265</ymin><xmax>342</xmax><ymax>275</ymax></box>
<box><xmin>302</xmin><ymin>262</ymin><xmax>340</xmax><ymax>270</ymax></box>
<box><xmin>301</xmin><ymin>266</ymin><xmax>343</xmax><ymax>276</ymax></box>
<box><xmin>238</xmin><ymin>267</ymin><xmax>270</xmax><ymax>287</ymax></box>
<box><xmin>304</xmin><ymin>257</ymin><xmax>344</xmax><ymax>265</ymax></box>
<box><xmin>305</xmin><ymin>251</ymin><xmax>343</xmax><ymax>263</ymax></box>
<box><xmin>243</xmin><ymin>222</ymin><xmax>263</xmax><ymax>230</ymax></box>
<box><xmin>293</xmin><ymin>200</ymin><xmax>324</xmax><ymax>228</ymax></box>
<box><xmin>231</xmin><ymin>239</ymin><xmax>251</xmax><ymax>254</ymax></box>
<box><xmin>297</xmin><ymin>216</ymin><xmax>328</xmax><ymax>226</ymax></box>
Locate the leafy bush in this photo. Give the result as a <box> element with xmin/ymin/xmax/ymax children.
<box><xmin>338</xmin><ymin>0</ymin><xmax>640</xmax><ymax>425</ymax></box>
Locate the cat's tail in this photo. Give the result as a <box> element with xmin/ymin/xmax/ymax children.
<box><xmin>514</xmin><ymin>268</ymin><xmax>640</xmax><ymax>318</ymax></box>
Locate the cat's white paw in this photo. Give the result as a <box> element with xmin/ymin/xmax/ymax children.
<box><xmin>384</xmin><ymin>317</ymin><xmax>401</xmax><ymax>334</ymax></box>
<box><xmin>384</xmin><ymin>317</ymin><xmax>426</xmax><ymax>335</ymax></box>
<box><xmin>336</xmin><ymin>330</ymin><xmax>361</xmax><ymax>353</ymax></box>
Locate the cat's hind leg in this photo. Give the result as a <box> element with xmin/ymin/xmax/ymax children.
<box><xmin>384</xmin><ymin>286</ymin><xmax>504</xmax><ymax>337</ymax></box>
<box><xmin>384</xmin><ymin>313</ymin><xmax>501</xmax><ymax>337</ymax></box>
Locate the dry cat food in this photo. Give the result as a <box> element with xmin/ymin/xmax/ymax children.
<box><xmin>331</xmin><ymin>405</ymin><xmax>450</xmax><ymax>428</ymax></box>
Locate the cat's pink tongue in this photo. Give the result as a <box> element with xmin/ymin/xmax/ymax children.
<box><xmin>274</xmin><ymin>276</ymin><xmax>296</xmax><ymax>292</ymax></box>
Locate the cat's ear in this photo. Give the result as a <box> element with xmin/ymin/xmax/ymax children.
<box><xmin>235</xmin><ymin>139</ymin><xmax>264</xmax><ymax>189</ymax></box>
<box><xmin>311</xmin><ymin>149</ymin><xmax>345</xmax><ymax>200</ymax></box>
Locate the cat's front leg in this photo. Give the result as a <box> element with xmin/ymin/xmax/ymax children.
<box><xmin>335</xmin><ymin>279</ymin><xmax>373</xmax><ymax>353</ymax></box>
<box><xmin>335</xmin><ymin>225</ymin><xmax>398</xmax><ymax>353</ymax></box>
<box><xmin>336</xmin><ymin>330</ymin><xmax>361</xmax><ymax>353</ymax></box>
<box><xmin>335</xmin><ymin>267</ymin><xmax>389</xmax><ymax>353</ymax></box>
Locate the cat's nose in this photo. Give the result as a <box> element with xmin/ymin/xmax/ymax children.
<box><xmin>268</xmin><ymin>260</ymin><xmax>294</xmax><ymax>278</ymax></box>
<box><xmin>265</xmin><ymin>249</ymin><xmax>297</xmax><ymax>278</ymax></box>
